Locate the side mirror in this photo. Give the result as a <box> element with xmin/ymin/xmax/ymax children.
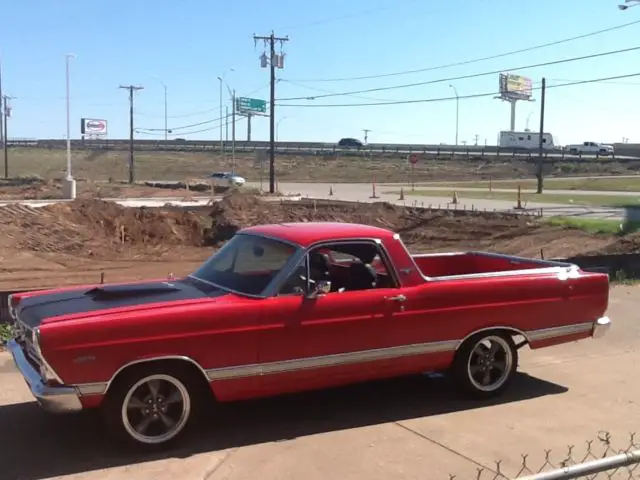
<box><xmin>306</xmin><ymin>280</ymin><xmax>331</xmax><ymax>299</ymax></box>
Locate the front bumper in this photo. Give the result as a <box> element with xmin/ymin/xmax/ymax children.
<box><xmin>592</xmin><ymin>316</ymin><xmax>611</xmax><ymax>339</ymax></box>
<box><xmin>6</xmin><ymin>339</ymin><xmax>82</xmax><ymax>413</ymax></box>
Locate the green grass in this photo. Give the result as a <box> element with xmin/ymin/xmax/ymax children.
<box><xmin>545</xmin><ymin>216</ymin><xmax>624</xmax><ymax>234</ymax></box>
<box><xmin>388</xmin><ymin>189</ymin><xmax>640</xmax><ymax>207</ymax></box>
<box><xmin>0</xmin><ymin>324</ymin><xmax>12</xmax><ymax>344</ymax></box>
<box><xmin>423</xmin><ymin>176</ymin><xmax>640</xmax><ymax>192</ymax></box>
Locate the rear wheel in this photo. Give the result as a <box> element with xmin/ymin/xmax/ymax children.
<box><xmin>102</xmin><ymin>363</ymin><xmax>205</xmax><ymax>450</ymax></box>
<box><xmin>452</xmin><ymin>332</ymin><xmax>517</xmax><ymax>399</ymax></box>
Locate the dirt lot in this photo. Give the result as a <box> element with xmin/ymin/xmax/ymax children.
<box><xmin>4</xmin><ymin>147</ymin><xmax>640</xmax><ymax>192</ymax></box>
<box><xmin>0</xmin><ymin>193</ymin><xmax>638</xmax><ymax>290</ymax></box>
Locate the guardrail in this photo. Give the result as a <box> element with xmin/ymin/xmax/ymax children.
<box><xmin>6</xmin><ymin>139</ymin><xmax>640</xmax><ymax>160</ymax></box>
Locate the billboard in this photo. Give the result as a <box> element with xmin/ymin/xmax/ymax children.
<box><xmin>80</xmin><ymin>118</ymin><xmax>108</xmax><ymax>136</ymax></box>
<box><xmin>499</xmin><ymin>73</ymin><xmax>533</xmax><ymax>101</ymax></box>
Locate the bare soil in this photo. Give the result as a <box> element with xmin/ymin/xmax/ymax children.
<box><xmin>0</xmin><ymin>193</ymin><xmax>634</xmax><ymax>291</ymax></box>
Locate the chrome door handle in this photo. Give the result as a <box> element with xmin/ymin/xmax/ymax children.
<box><xmin>385</xmin><ymin>294</ymin><xmax>407</xmax><ymax>302</ymax></box>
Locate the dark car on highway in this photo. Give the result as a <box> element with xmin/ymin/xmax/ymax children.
<box><xmin>338</xmin><ymin>138</ymin><xmax>363</xmax><ymax>148</ymax></box>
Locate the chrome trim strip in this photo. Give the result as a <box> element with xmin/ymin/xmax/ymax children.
<box><xmin>102</xmin><ymin>355</ymin><xmax>210</xmax><ymax>394</ymax></box>
<box><xmin>76</xmin><ymin>382</ymin><xmax>109</xmax><ymax>396</ymax></box>
<box><xmin>455</xmin><ymin>326</ymin><xmax>530</xmax><ymax>350</ymax></box>
<box><xmin>73</xmin><ymin>321</ymin><xmax>604</xmax><ymax>391</ymax></box>
<box><xmin>205</xmin><ymin>340</ymin><xmax>458</xmax><ymax>381</ymax></box>
<box><xmin>527</xmin><ymin>322</ymin><xmax>593</xmax><ymax>342</ymax></box>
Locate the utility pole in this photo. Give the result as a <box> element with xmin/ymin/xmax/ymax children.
<box><xmin>449</xmin><ymin>84</ymin><xmax>459</xmax><ymax>145</ymax></box>
<box><xmin>536</xmin><ymin>77</ymin><xmax>546</xmax><ymax>194</ymax></box>
<box><xmin>119</xmin><ymin>85</ymin><xmax>144</xmax><ymax>184</ymax></box>
<box><xmin>253</xmin><ymin>31</ymin><xmax>289</xmax><ymax>193</ymax></box>
<box><xmin>225</xmin><ymin>106</ymin><xmax>229</xmax><ymax>142</ymax></box>
<box><xmin>65</xmin><ymin>54</ymin><xmax>76</xmax><ymax>199</ymax></box>
<box><xmin>474</xmin><ymin>134</ymin><xmax>479</xmax><ymax>146</ymax></box>
<box><xmin>231</xmin><ymin>89</ymin><xmax>236</xmax><ymax>174</ymax></box>
<box><xmin>363</xmin><ymin>129</ymin><xmax>371</xmax><ymax>145</ymax></box>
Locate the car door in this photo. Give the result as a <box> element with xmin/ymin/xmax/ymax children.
<box><xmin>256</xmin><ymin>241</ymin><xmax>403</xmax><ymax>396</ymax></box>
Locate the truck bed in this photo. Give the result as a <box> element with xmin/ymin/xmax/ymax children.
<box><xmin>412</xmin><ymin>251</ymin><xmax>575</xmax><ymax>280</ymax></box>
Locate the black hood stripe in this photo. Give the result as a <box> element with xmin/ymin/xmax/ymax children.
<box><xmin>17</xmin><ymin>278</ymin><xmax>228</xmax><ymax>328</ymax></box>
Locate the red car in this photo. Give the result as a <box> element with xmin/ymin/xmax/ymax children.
<box><xmin>6</xmin><ymin>222</ymin><xmax>611</xmax><ymax>449</ymax></box>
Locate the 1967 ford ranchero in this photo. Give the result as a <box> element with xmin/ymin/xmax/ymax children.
<box><xmin>7</xmin><ymin>222</ymin><xmax>611</xmax><ymax>449</ymax></box>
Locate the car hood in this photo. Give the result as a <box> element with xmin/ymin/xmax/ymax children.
<box><xmin>16</xmin><ymin>277</ymin><xmax>229</xmax><ymax>328</ymax></box>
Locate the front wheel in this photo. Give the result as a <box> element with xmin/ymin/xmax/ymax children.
<box><xmin>452</xmin><ymin>332</ymin><xmax>518</xmax><ymax>399</ymax></box>
<box><xmin>102</xmin><ymin>364</ymin><xmax>203</xmax><ymax>450</ymax></box>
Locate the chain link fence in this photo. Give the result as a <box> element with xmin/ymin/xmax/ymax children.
<box><xmin>448</xmin><ymin>432</ymin><xmax>640</xmax><ymax>479</ymax></box>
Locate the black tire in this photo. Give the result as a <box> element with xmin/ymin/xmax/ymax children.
<box><xmin>452</xmin><ymin>331</ymin><xmax>518</xmax><ymax>399</ymax></box>
<box><xmin>101</xmin><ymin>362</ymin><xmax>207</xmax><ymax>451</ymax></box>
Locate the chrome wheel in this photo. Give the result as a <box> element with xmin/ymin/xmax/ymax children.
<box><xmin>121</xmin><ymin>374</ymin><xmax>191</xmax><ymax>445</ymax></box>
<box><xmin>466</xmin><ymin>335</ymin><xmax>513</xmax><ymax>392</ymax></box>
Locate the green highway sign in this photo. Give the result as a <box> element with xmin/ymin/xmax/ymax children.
<box><xmin>236</xmin><ymin>97</ymin><xmax>267</xmax><ymax>114</ymax></box>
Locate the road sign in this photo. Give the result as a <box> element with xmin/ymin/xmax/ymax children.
<box><xmin>408</xmin><ymin>153</ymin><xmax>419</xmax><ymax>165</ymax></box>
<box><xmin>236</xmin><ymin>97</ymin><xmax>267</xmax><ymax>114</ymax></box>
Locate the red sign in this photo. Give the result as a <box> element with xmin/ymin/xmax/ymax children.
<box><xmin>408</xmin><ymin>154</ymin><xmax>418</xmax><ymax>165</ymax></box>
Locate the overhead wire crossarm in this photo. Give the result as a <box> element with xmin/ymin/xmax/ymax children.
<box><xmin>276</xmin><ymin>45</ymin><xmax>640</xmax><ymax>101</ymax></box>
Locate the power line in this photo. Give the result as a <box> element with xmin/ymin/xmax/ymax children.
<box><xmin>135</xmin><ymin>83</ymin><xmax>271</xmax><ymax>131</ymax></box>
<box><xmin>277</xmin><ymin>44</ymin><xmax>640</xmax><ymax>101</ymax></box>
<box><xmin>280</xmin><ymin>79</ymin><xmax>398</xmax><ymax>102</ymax></box>
<box><xmin>276</xmin><ymin>72</ymin><xmax>640</xmax><ymax>108</ymax></box>
<box><xmin>288</xmin><ymin>19</ymin><xmax>640</xmax><ymax>82</ymax></box>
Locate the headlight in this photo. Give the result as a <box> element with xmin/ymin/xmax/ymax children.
<box><xmin>33</xmin><ymin>327</ymin><xmax>63</xmax><ymax>385</ymax></box>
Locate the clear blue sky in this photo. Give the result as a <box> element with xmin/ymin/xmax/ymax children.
<box><xmin>1</xmin><ymin>0</ymin><xmax>639</xmax><ymax>145</ymax></box>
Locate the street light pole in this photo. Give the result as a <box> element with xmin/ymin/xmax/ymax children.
<box><xmin>449</xmin><ymin>84</ymin><xmax>459</xmax><ymax>146</ymax></box>
<box><xmin>163</xmin><ymin>83</ymin><xmax>167</xmax><ymax>140</ymax></box>
<box><xmin>65</xmin><ymin>54</ymin><xmax>76</xmax><ymax>199</ymax></box>
<box><xmin>217</xmin><ymin>76</ymin><xmax>223</xmax><ymax>153</ymax></box>
<box><xmin>217</xmin><ymin>68</ymin><xmax>234</xmax><ymax>156</ymax></box>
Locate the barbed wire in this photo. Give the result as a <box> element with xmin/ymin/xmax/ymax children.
<box><xmin>447</xmin><ymin>431</ymin><xmax>640</xmax><ymax>480</ymax></box>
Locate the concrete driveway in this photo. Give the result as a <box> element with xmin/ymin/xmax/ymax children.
<box><xmin>1</xmin><ymin>285</ymin><xmax>638</xmax><ymax>480</ymax></box>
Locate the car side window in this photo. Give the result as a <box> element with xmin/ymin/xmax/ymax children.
<box><xmin>313</xmin><ymin>242</ymin><xmax>398</xmax><ymax>293</ymax></box>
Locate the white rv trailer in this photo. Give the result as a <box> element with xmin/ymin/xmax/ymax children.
<box><xmin>498</xmin><ymin>131</ymin><xmax>555</xmax><ymax>150</ymax></box>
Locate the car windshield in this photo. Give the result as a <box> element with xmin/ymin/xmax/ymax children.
<box><xmin>191</xmin><ymin>234</ymin><xmax>299</xmax><ymax>296</ymax></box>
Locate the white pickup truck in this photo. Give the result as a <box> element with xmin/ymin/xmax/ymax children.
<box><xmin>565</xmin><ymin>141</ymin><xmax>614</xmax><ymax>156</ymax></box>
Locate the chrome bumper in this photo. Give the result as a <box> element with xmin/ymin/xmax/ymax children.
<box><xmin>592</xmin><ymin>316</ymin><xmax>611</xmax><ymax>339</ymax></box>
<box><xmin>6</xmin><ymin>339</ymin><xmax>82</xmax><ymax>413</ymax></box>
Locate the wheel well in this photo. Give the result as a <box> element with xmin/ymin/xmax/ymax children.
<box><xmin>106</xmin><ymin>358</ymin><xmax>212</xmax><ymax>397</ymax></box>
<box><xmin>456</xmin><ymin>327</ymin><xmax>530</xmax><ymax>351</ymax></box>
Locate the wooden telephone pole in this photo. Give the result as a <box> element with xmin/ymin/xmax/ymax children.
<box><xmin>119</xmin><ymin>85</ymin><xmax>144</xmax><ymax>184</ymax></box>
<box><xmin>253</xmin><ymin>32</ymin><xmax>289</xmax><ymax>194</ymax></box>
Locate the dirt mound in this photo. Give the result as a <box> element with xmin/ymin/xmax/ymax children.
<box><xmin>586</xmin><ymin>232</ymin><xmax>640</xmax><ymax>255</ymax></box>
<box><xmin>0</xmin><ymin>199</ymin><xmax>204</xmax><ymax>256</ymax></box>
